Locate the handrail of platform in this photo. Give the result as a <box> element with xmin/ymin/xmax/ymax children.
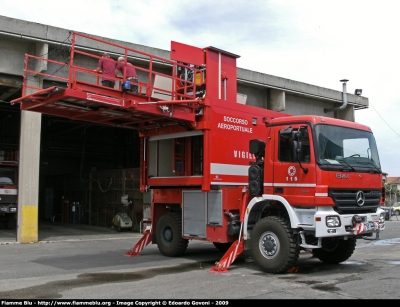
<box><xmin>16</xmin><ymin>31</ymin><xmax>206</xmax><ymax>117</ymax></box>
<box><xmin>70</xmin><ymin>31</ymin><xmax>204</xmax><ymax>102</ymax></box>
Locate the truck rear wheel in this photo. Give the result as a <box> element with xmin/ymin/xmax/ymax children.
<box><xmin>250</xmin><ymin>216</ymin><xmax>299</xmax><ymax>274</ymax></box>
<box><xmin>156</xmin><ymin>212</ymin><xmax>188</xmax><ymax>257</ymax></box>
<box><xmin>312</xmin><ymin>237</ymin><xmax>356</xmax><ymax>264</ymax></box>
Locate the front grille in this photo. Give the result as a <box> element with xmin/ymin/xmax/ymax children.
<box><xmin>0</xmin><ymin>195</ymin><xmax>17</xmax><ymax>204</ymax></box>
<box><xmin>328</xmin><ymin>189</ymin><xmax>381</xmax><ymax>214</ymax></box>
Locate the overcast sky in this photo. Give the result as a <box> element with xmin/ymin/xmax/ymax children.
<box><xmin>2</xmin><ymin>0</ymin><xmax>400</xmax><ymax>176</ymax></box>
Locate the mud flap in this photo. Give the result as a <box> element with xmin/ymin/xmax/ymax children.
<box><xmin>209</xmin><ymin>239</ymin><xmax>244</xmax><ymax>273</ymax></box>
<box><xmin>124</xmin><ymin>227</ymin><xmax>152</xmax><ymax>257</ymax></box>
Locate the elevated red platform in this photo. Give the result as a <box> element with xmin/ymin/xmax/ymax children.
<box><xmin>11</xmin><ymin>32</ymin><xmax>206</xmax><ymax>133</ymax></box>
<box><xmin>12</xmin><ymin>86</ymin><xmax>200</xmax><ymax>132</ymax></box>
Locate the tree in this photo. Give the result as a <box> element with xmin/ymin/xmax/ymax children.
<box><xmin>385</xmin><ymin>183</ymin><xmax>399</xmax><ymax>205</ymax></box>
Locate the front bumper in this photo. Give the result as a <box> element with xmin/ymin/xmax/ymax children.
<box><xmin>314</xmin><ymin>209</ymin><xmax>385</xmax><ymax>238</ymax></box>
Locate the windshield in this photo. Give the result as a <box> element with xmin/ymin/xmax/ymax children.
<box><xmin>315</xmin><ymin>124</ymin><xmax>381</xmax><ymax>172</ymax></box>
<box><xmin>0</xmin><ymin>168</ymin><xmax>17</xmax><ymax>185</ymax></box>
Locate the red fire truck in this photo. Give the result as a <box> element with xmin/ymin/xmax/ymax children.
<box><xmin>12</xmin><ymin>32</ymin><xmax>385</xmax><ymax>273</ymax></box>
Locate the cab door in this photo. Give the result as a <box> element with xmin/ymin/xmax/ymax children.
<box><xmin>271</xmin><ymin>124</ymin><xmax>316</xmax><ymax>206</ymax></box>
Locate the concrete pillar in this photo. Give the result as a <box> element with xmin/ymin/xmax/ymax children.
<box><xmin>337</xmin><ymin>105</ymin><xmax>355</xmax><ymax>122</ymax></box>
<box><xmin>34</xmin><ymin>42</ymin><xmax>48</xmax><ymax>73</ymax></box>
<box><xmin>17</xmin><ymin>110</ymin><xmax>41</xmax><ymax>243</ymax></box>
<box><xmin>269</xmin><ymin>89</ymin><xmax>285</xmax><ymax>112</ymax></box>
<box><xmin>16</xmin><ymin>42</ymin><xmax>47</xmax><ymax>243</ymax></box>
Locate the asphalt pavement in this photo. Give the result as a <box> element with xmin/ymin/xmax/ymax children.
<box><xmin>1</xmin><ymin>215</ymin><xmax>399</xmax><ymax>244</ymax></box>
<box><xmin>1</xmin><ymin>217</ymin><xmax>400</xmax><ymax>300</ymax></box>
<box><xmin>0</xmin><ymin>220</ymin><xmax>143</xmax><ymax>244</ymax></box>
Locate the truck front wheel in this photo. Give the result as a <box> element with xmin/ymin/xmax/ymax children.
<box><xmin>312</xmin><ymin>237</ymin><xmax>356</xmax><ymax>264</ymax></box>
<box><xmin>250</xmin><ymin>216</ymin><xmax>299</xmax><ymax>274</ymax></box>
<box><xmin>156</xmin><ymin>212</ymin><xmax>188</xmax><ymax>257</ymax></box>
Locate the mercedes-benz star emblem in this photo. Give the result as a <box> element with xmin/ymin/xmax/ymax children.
<box><xmin>356</xmin><ymin>191</ymin><xmax>365</xmax><ymax>206</ymax></box>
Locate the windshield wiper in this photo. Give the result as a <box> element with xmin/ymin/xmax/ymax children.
<box><xmin>335</xmin><ymin>157</ymin><xmax>356</xmax><ymax>171</ymax></box>
<box><xmin>356</xmin><ymin>160</ymin><xmax>382</xmax><ymax>174</ymax></box>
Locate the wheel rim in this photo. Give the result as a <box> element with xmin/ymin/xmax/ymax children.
<box><xmin>161</xmin><ymin>226</ymin><xmax>173</xmax><ymax>246</ymax></box>
<box><xmin>259</xmin><ymin>231</ymin><xmax>280</xmax><ymax>259</ymax></box>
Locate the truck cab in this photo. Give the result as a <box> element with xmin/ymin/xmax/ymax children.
<box><xmin>242</xmin><ymin>116</ymin><xmax>384</xmax><ymax>273</ymax></box>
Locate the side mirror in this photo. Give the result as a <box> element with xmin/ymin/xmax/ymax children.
<box><xmin>290</xmin><ymin>130</ymin><xmax>308</xmax><ymax>174</ymax></box>
<box><xmin>290</xmin><ymin>131</ymin><xmax>301</xmax><ymax>162</ymax></box>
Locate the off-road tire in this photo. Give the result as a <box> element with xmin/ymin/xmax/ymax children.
<box><xmin>250</xmin><ymin>216</ymin><xmax>300</xmax><ymax>274</ymax></box>
<box><xmin>156</xmin><ymin>212</ymin><xmax>188</xmax><ymax>257</ymax></box>
<box><xmin>213</xmin><ymin>242</ymin><xmax>233</xmax><ymax>253</ymax></box>
<box><xmin>312</xmin><ymin>237</ymin><xmax>356</xmax><ymax>264</ymax></box>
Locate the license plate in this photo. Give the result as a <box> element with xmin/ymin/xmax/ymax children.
<box><xmin>365</xmin><ymin>221</ymin><xmax>378</xmax><ymax>231</ymax></box>
<box><xmin>353</xmin><ymin>221</ymin><xmax>380</xmax><ymax>235</ymax></box>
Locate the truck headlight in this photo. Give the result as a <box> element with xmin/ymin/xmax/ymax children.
<box><xmin>326</xmin><ymin>216</ymin><xmax>341</xmax><ymax>227</ymax></box>
<box><xmin>9</xmin><ymin>207</ymin><xmax>17</xmax><ymax>212</ymax></box>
